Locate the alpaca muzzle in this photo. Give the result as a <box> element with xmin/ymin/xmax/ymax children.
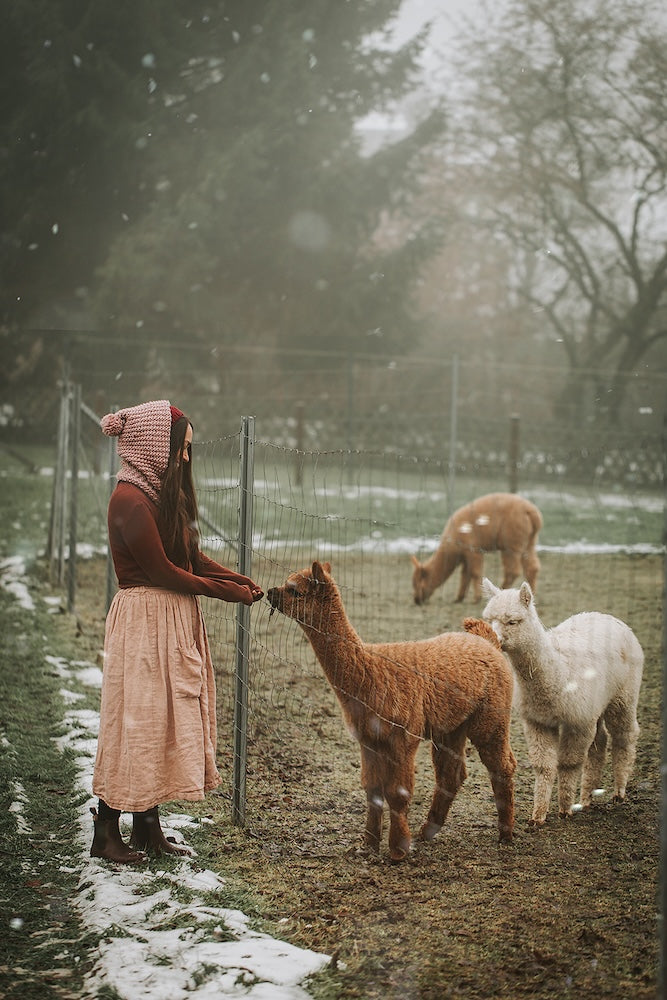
<box><xmin>266</xmin><ymin>587</ymin><xmax>282</xmax><ymax>616</ymax></box>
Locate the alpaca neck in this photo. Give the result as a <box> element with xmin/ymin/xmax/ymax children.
<box><xmin>426</xmin><ymin>543</ymin><xmax>459</xmax><ymax>586</ymax></box>
<box><xmin>298</xmin><ymin>594</ymin><xmax>367</xmax><ymax>696</ymax></box>
<box><xmin>510</xmin><ymin>619</ymin><xmax>564</xmax><ymax>688</ymax></box>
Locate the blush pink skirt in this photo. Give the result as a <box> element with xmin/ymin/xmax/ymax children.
<box><xmin>92</xmin><ymin>587</ymin><xmax>221</xmax><ymax>812</ymax></box>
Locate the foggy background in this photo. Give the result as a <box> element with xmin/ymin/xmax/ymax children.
<box><xmin>2</xmin><ymin>0</ymin><xmax>666</xmax><ymax>471</ymax></box>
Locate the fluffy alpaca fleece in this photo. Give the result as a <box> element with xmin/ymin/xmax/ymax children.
<box><xmin>267</xmin><ymin>561</ymin><xmax>516</xmax><ymax>862</ymax></box>
<box><xmin>482</xmin><ymin>579</ymin><xmax>643</xmax><ymax>825</ymax></box>
<box><xmin>411</xmin><ymin>492</ymin><xmax>543</xmax><ymax>604</ymax></box>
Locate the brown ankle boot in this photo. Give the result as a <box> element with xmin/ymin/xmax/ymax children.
<box><xmin>90</xmin><ymin>807</ymin><xmax>147</xmax><ymax>865</ymax></box>
<box><xmin>130</xmin><ymin>806</ymin><xmax>190</xmax><ymax>856</ymax></box>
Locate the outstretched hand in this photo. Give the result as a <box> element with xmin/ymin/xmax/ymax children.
<box><xmin>251</xmin><ymin>587</ymin><xmax>264</xmax><ymax>602</ymax></box>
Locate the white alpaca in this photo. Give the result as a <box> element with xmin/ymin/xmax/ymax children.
<box><xmin>482</xmin><ymin>579</ymin><xmax>643</xmax><ymax>826</ymax></box>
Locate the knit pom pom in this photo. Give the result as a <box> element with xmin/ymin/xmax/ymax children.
<box><xmin>100</xmin><ymin>411</ymin><xmax>125</xmax><ymax>437</ymax></box>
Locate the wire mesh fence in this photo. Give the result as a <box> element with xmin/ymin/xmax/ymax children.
<box><xmin>45</xmin><ymin>383</ymin><xmax>664</xmax><ymax>850</ymax></box>
<box><xmin>195</xmin><ymin>427</ymin><xmax>663</xmax><ymax>782</ymax></box>
<box><xmin>6</xmin><ymin>336</ymin><xmax>666</xmax><ymax>489</ymax></box>
<box><xmin>39</xmin><ymin>378</ymin><xmax>666</xmax><ymax>969</ymax></box>
<box><xmin>8</xmin><ymin>350</ymin><xmax>664</xmax><ymax>990</ymax></box>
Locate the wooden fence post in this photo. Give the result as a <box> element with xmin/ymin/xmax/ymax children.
<box><xmin>295</xmin><ymin>400</ymin><xmax>305</xmax><ymax>487</ymax></box>
<box><xmin>508</xmin><ymin>413</ymin><xmax>520</xmax><ymax>493</ymax></box>
<box><xmin>447</xmin><ymin>355</ymin><xmax>459</xmax><ymax>512</ymax></box>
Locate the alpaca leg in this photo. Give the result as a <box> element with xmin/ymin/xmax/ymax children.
<box><xmin>580</xmin><ymin>717</ymin><xmax>608</xmax><ymax>807</ymax></box>
<box><xmin>477</xmin><ymin>737</ymin><xmax>517</xmax><ymax>843</ymax></box>
<box><xmin>556</xmin><ymin>727</ymin><xmax>594</xmax><ymax>817</ymax></box>
<box><xmin>419</xmin><ymin>729</ymin><xmax>468</xmax><ymax>842</ymax></box>
<box><xmin>455</xmin><ymin>562</ymin><xmax>472</xmax><ymax>602</ymax></box>
<box><xmin>523</xmin><ymin>721</ymin><xmax>559</xmax><ymax>825</ymax></box>
<box><xmin>385</xmin><ymin>760</ymin><xmax>416</xmax><ymax>863</ymax></box>
<box><xmin>364</xmin><ymin>789</ymin><xmax>384</xmax><ymax>852</ymax></box>
<box><xmin>500</xmin><ymin>551</ymin><xmax>522</xmax><ymax>590</ymax></box>
<box><xmin>522</xmin><ymin>548</ymin><xmax>540</xmax><ymax>591</ymax></box>
<box><xmin>606</xmin><ymin>708</ymin><xmax>640</xmax><ymax>802</ymax></box>
<box><xmin>360</xmin><ymin>745</ymin><xmax>383</xmax><ymax>852</ymax></box>
<box><xmin>468</xmin><ymin>552</ymin><xmax>486</xmax><ymax>601</ymax></box>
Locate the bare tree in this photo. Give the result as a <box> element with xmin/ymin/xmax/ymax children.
<box><xmin>449</xmin><ymin>0</ymin><xmax>667</xmax><ymax>423</ymax></box>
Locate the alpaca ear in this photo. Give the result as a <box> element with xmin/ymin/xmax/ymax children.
<box><xmin>481</xmin><ymin>577</ymin><xmax>499</xmax><ymax>599</ymax></box>
<box><xmin>321</xmin><ymin>561</ymin><xmax>332</xmax><ymax>574</ymax></box>
<box><xmin>312</xmin><ymin>560</ymin><xmax>328</xmax><ymax>583</ymax></box>
<box><xmin>519</xmin><ymin>581</ymin><xmax>533</xmax><ymax>607</ymax></box>
<box><xmin>410</xmin><ymin>554</ymin><xmax>421</xmax><ymax>568</ymax></box>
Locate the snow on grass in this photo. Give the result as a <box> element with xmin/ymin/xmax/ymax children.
<box><xmin>57</xmin><ymin>685</ymin><xmax>330</xmax><ymax>998</ymax></box>
<box><xmin>0</xmin><ymin>556</ymin><xmax>35</xmax><ymax>611</ymax></box>
<box><xmin>9</xmin><ymin>780</ymin><xmax>31</xmax><ymax>835</ymax></box>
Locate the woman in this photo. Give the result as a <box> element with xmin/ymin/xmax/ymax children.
<box><xmin>91</xmin><ymin>399</ymin><xmax>263</xmax><ymax>864</ymax></box>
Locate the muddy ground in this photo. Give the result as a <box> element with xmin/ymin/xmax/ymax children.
<box><xmin>74</xmin><ymin>550</ymin><xmax>662</xmax><ymax>999</ymax></box>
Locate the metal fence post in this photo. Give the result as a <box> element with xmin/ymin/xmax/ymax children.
<box><xmin>105</xmin><ymin>411</ymin><xmax>119</xmax><ymax>615</ymax></box>
<box><xmin>660</xmin><ymin>412</ymin><xmax>667</xmax><ymax>997</ymax></box>
<box><xmin>48</xmin><ymin>381</ymin><xmax>70</xmax><ymax>585</ymax></box>
<box><xmin>232</xmin><ymin>415</ymin><xmax>255</xmax><ymax>826</ymax></box>
<box><xmin>66</xmin><ymin>383</ymin><xmax>81</xmax><ymax>613</ymax></box>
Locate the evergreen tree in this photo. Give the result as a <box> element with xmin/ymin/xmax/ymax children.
<box><xmin>90</xmin><ymin>0</ymin><xmax>446</xmax><ymax>366</ymax></box>
<box><xmin>1</xmin><ymin>0</ymin><xmax>217</xmax><ymax>328</ymax></box>
<box><xmin>1</xmin><ymin>0</ymin><xmax>227</xmax><ymax>401</ymax></box>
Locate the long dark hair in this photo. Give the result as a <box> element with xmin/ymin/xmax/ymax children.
<box><xmin>158</xmin><ymin>415</ymin><xmax>200</xmax><ymax>568</ymax></box>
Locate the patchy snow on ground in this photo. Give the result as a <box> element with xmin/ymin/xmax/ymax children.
<box><xmin>55</xmin><ymin>671</ymin><xmax>330</xmax><ymax>1000</ymax></box>
<box><xmin>0</xmin><ymin>556</ymin><xmax>35</xmax><ymax>611</ymax></box>
<box><xmin>4</xmin><ymin>556</ymin><xmax>330</xmax><ymax>1000</ymax></box>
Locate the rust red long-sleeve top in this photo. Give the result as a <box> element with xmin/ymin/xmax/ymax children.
<box><xmin>108</xmin><ymin>481</ymin><xmax>258</xmax><ymax>605</ymax></box>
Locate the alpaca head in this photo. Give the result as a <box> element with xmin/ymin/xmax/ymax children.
<box><xmin>267</xmin><ymin>560</ymin><xmax>334</xmax><ymax>629</ymax></box>
<box><xmin>410</xmin><ymin>555</ymin><xmax>432</xmax><ymax>605</ymax></box>
<box><xmin>481</xmin><ymin>578</ymin><xmax>536</xmax><ymax>653</ymax></box>
<box><xmin>410</xmin><ymin>543</ymin><xmax>462</xmax><ymax>605</ymax></box>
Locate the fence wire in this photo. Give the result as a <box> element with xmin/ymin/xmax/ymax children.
<box><xmin>52</xmin><ymin>391</ymin><xmax>665</xmax><ymax>984</ymax></box>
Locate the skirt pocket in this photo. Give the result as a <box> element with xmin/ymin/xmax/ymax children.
<box><xmin>174</xmin><ymin>643</ymin><xmax>205</xmax><ymax>698</ymax></box>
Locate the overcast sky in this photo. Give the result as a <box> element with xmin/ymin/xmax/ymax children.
<box><xmin>359</xmin><ymin>0</ymin><xmax>487</xmax><ymax>144</ymax></box>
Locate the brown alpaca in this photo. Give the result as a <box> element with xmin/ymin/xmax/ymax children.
<box><xmin>411</xmin><ymin>492</ymin><xmax>543</xmax><ymax>604</ymax></box>
<box><xmin>267</xmin><ymin>561</ymin><xmax>516</xmax><ymax>862</ymax></box>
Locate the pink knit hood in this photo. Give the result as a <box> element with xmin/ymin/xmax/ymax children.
<box><xmin>100</xmin><ymin>399</ymin><xmax>172</xmax><ymax>504</ymax></box>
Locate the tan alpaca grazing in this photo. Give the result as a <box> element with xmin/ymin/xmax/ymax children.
<box><xmin>411</xmin><ymin>492</ymin><xmax>543</xmax><ymax>604</ymax></box>
<box><xmin>267</xmin><ymin>561</ymin><xmax>516</xmax><ymax>862</ymax></box>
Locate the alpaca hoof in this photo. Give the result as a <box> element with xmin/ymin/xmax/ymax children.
<box><xmin>419</xmin><ymin>820</ymin><xmax>441</xmax><ymax>842</ymax></box>
<box><xmin>527</xmin><ymin>818</ymin><xmax>545</xmax><ymax>829</ymax></box>
<box><xmin>389</xmin><ymin>848</ymin><xmax>409</xmax><ymax>863</ymax></box>
<box><xmin>388</xmin><ymin>831</ymin><xmax>411</xmax><ymax>861</ymax></box>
